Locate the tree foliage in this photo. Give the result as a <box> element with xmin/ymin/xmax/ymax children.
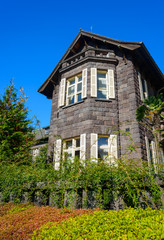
<box><xmin>136</xmin><ymin>93</ymin><xmax>164</xmax><ymax>137</ymax></box>
<box><xmin>0</xmin><ymin>82</ymin><xmax>34</xmax><ymax>164</ymax></box>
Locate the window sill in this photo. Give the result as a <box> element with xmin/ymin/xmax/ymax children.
<box><xmin>62</xmin><ymin>100</ymin><xmax>84</xmax><ymax>109</ymax></box>
<box><xmin>95</xmin><ymin>98</ymin><xmax>112</xmax><ymax>102</ymax></box>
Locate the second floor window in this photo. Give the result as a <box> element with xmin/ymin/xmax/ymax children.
<box><xmin>97</xmin><ymin>71</ymin><xmax>108</xmax><ymax>99</ymax></box>
<box><xmin>91</xmin><ymin>68</ymin><xmax>115</xmax><ymax>99</ymax></box>
<box><xmin>66</xmin><ymin>74</ymin><xmax>82</xmax><ymax>105</ymax></box>
<box><xmin>138</xmin><ymin>72</ymin><xmax>149</xmax><ymax>101</ymax></box>
<box><xmin>58</xmin><ymin>69</ymin><xmax>87</xmax><ymax>107</ymax></box>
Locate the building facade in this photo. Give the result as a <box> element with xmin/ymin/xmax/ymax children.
<box><xmin>38</xmin><ymin>30</ymin><xmax>164</xmax><ymax>170</ymax></box>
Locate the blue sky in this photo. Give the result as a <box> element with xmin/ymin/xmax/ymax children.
<box><xmin>0</xmin><ymin>0</ymin><xmax>164</xmax><ymax>128</ymax></box>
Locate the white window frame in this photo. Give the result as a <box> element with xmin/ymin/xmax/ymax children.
<box><xmin>63</xmin><ymin>137</ymin><xmax>81</xmax><ymax>161</ymax></box>
<box><xmin>91</xmin><ymin>68</ymin><xmax>115</xmax><ymax>99</ymax></box>
<box><xmin>58</xmin><ymin>69</ymin><xmax>87</xmax><ymax>108</ymax></box>
<box><xmin>90</xmin><ymin>134</ymin><xmax>118</xmax><ymax>163</ymax></box>
<box><xmin>97</xmin><ymin>70</ymin><xmax>108</xmax><ymax>99</ymax></box>
<box><xmin>145</xmin><ymin>136</ymin><xmax>158</xmax><ymax>173</ymax></box>
<box><xmin>138</xmin><ymin>72</ymin><xmax>148</xmax><ymax>101</ymax></box>
<box><xmin>98</xmin><ymin>135</ymin><xmax>109</xmax><ymax>160</ymax></box>
<box><xmin>66</xmin><ymin>74</ymin><xmax>82</xmax><ymax>105</ymax></box>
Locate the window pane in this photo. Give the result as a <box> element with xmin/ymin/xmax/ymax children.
<box><xmin>76</xmin><ymin>138</ymin><xmax>80</xmax><ymax>147</ymax></box>
<box><xmin>97</xmin><ymin>73</ymin><xmax>106</xmax><ymax>79</ymax></box>
<box><xmin>77</xmin><ymin>82</ymin><xmax>82</xmax><ymax>92</ymax></box>
<box><xmin>67</xmin><ymin>152</ymin><xmax>73</xmax><ymax>160</ymax></box>
<box><xmin>69</xmin><ymin>79</ymin><xmax>75</xmax><ymax>85</ymax></box>
<box><xmin>77</xmin><ymin>93</ymin><xmax>82</xmax><ymax>102</ymax></box>
<box><xmin>98</xmin><ymin>79</ymin><xmax>106</xmax><ymax>89</ymax></box>
<box><xmin>66</xmin><ymin>140</ymin><xmax>72</xmax><ymax>149</ymax></box>
<box><xmin>98</xmin><ymin>137</ymin><xmax>108</xmax><ymax>160</ymax></box>
<box><xmin>98</xmin><ymin>149</ymin><xmax>108</xmax><ymax>159</ymax></box>
<box><xmin>78</xmin><ymin>76</ymin><xmax>82</xmax><ymax>82</ymax></box>
<box><xmin>97</xmin><ymin>90</ymin><xmax>107</xmax><ymax>99</ymax></box>
<box><xmin>75</xmin><ymin>150</ymin><xmax>80</xmax><ymax>158</ymax></box>
<box><xmin>64</xmin><ymin>152</ymin><xmax>72</xmax><ymax>160</ymax></box>
<box><xmin>68</xmin><ymin>85</ymin><xmax>75</xmax><ymax>95</ymax></box>
<box><xmin>98</xmin><ymin>137</ymin><xmax>108</xmax><ymax>148</ymax></box>
<box><xmin>68</xmin><ymin>96</ymin><xmax>75</xmax><ymax>104</ymax></box>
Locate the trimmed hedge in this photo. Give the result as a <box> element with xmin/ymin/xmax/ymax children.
<box><xmin>31</xmin><ymin>208</ymin><xmax>164</xmax><ymax>240</ymax></box>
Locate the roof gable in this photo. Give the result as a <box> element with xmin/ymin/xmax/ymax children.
<box><xmin>38</xmin><ymin>30</ymin><xmax>164</xmax><ymax>98</ymax></box>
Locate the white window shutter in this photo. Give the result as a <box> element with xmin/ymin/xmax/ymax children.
<box><xmin>108</xmin><ymin>69</ymin><xmax>115</xmax><ymax>99</ymax></box>
<box><xmin>151</xmin><ymin>141</ymin><xmax>157</xmax><ymax>173</ymax></box>
<box><xmin>144</xmin><ymin>79</ymin><xmax>148</xmax><ymax>99</ymax></box>
<box><xmin>138</xmin><ymin>72</ymin><xmax>144</xmax><ymax>101</ymax></box>
<box><xmin>59</xmin><ymin>78</ymin><xmax>66</xmax><ymax>107</ymax></box>
<box><xmin>145</xmin><ymin>136</ymin><xmax>151</xmax><ymax>167</ymax></box>
<box><xmin>90</xmin><ymin>133</ymin><xmax>98</xmax><ymax>160</ymax></box>
<box><xmin>54</xmin><ymin>139</ymin><xmax>62</xmax><ymax>170</ymax></box>
<box><xmin>108</xmin><ymin>135</ymin><xmax>118</xmax><ymax>164</ymax></box>
<box><xmin>91</xmin><ymin>68</ymin><xmax>97</xmax><ymax>97</ymax></box>
<box><xmin>80</xmin><ymin>134</ymin><xmax>86</xmax><ymax>160</ymax></box>
<box><xmin>58</xmin><ymin>84</ymin><xmax>61</xmax><ymax>107</ymax></box>
<box><xmin>82</xmin><ymin>69</ymin><xmax>87</xmax><ymax>99</ymax></box>
<box><xmin>72</xmin><ymin>139</ymin><xmax>76</xmax><ymax>158</ymax></box>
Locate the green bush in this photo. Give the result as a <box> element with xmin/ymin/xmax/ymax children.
<box><xmin>31</xmin><ymin>208</ymin><xmax>164</xmax><ymax>240</ymax></box>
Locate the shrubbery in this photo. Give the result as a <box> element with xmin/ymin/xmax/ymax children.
<box><xmin>1</xmin><ymin>203</ymin><xmax>163</xmax><ymax>240</ymax></box>
<box><xmin>31</xmin><ymin>208</ymin><xmax>164</xmax><ymax>240</ymax></box>
<box><xmin>0</xmin><ymin>153</ymin><xmax>163</xmax><ymax>208</ymax></box>
<box><xmin>0</xmin><ymin>203</ymin><xmax>93</xmax><ymax>240</ymax></box>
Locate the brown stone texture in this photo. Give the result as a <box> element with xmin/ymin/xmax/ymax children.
<box><xmin>47</xmin><ymin>43</ymin><xmax>162</xmax><ymax>162</ymax></box>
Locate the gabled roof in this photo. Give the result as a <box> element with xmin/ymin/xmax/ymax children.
<box><xmin>38</xmin><ymin>30</ymin><xmax>164</xmax><ymax>99</ymax></box>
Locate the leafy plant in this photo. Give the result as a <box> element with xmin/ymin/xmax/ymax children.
<box><xmin>31</xmin><ymin>208</ymin><xmax>164</xmax><ymax>240</ymax></box>
<box><xmin>0</xmin><ymin>203</ymin><xmax>93</xmax><ymax>240</ymax></box>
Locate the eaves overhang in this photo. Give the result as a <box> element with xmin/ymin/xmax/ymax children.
<box><xmin>38</xmin><ymin>30</ymin><xmax>164</xmax><ymax>99</ymax></box>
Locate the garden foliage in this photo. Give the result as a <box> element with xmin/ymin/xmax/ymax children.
<box><xmin>31</xmin><ymin>208</ymin><xmax>164</xmax><ymax>240</ymax></box>
<box><xmin>0</xmin><ymin>203</ymin><xmax>93</xmax><ymax>240</ymax></box>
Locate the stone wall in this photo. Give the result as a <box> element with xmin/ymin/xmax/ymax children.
<box><xmin>48</xmin><ymin>54</ymin><xmax>120</xmax><ymax>159</ymax></box>
<box><xmin>48</xmin><ymin>46</ymin><xmax>146</xmax><ymax>161</ymax></box>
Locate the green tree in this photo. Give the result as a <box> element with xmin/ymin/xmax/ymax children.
<box><xmin>136</xmin><ymin>94</ymin><xmax>164</xmax><ymax>166</ymax></box>
<box><xmin>0</xmin><ymin>82</ymin><xmax>35</xmax><ymax>164</ymax></box>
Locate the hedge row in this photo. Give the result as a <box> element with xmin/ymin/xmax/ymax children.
<box><xmin>31</xmin><ymin>208</ymin><xmax>164</xmax><ymax>240</ymax></box>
